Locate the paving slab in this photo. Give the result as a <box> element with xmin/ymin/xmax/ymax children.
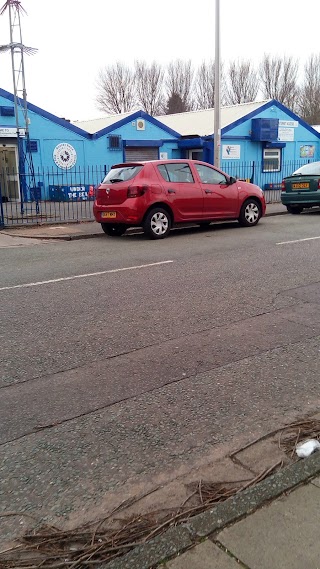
<box><xmin>218</xmin><ymin>483</ymin><xmax>320</xmax><ymax>569</ymax></box>
<box><xmin>165</xmin><ymin>540</ymin><xmax>240</xmax><ymax>569</ymax></box>
<box><xmin>311</xmin><ymin>475</ymin><xmax>320</xmax><ymax>488</ymax></box>
<box><xmin>234</xmin><ymin>436</ymin><xmax>290</xmax><ymax>475</ymax></box>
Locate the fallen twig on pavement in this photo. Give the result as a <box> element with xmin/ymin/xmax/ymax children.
<box><xmin>2</xmin><ymin>418</ymin><xmax>316</xmax><ymax>569</ymax></box>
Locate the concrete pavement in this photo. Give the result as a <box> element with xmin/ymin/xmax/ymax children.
<box><xmin>166</xmin><ymin>476</ymin><xmax>320</xmax><ymax>568</ymax></box>
<box><xmin>0</xmin><ymin>202</ymin><xmax>288</xmax><ymax>240</ymax></box>
<box><xmin>165</xmin><ymin>473</ymin><xmax>320</xmax><ymax>569</ymax></box>
<box><xmin>97</xmin><ymin>451</ymin><xmax>320</xmax><ymax>569</ymax></box>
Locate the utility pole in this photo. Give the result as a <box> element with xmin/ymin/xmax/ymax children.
<box><xmin>214</xmin><ymin>0</ymin><xmax>221</xmax><ymax>168</ymax></box>
<box><xmin>0</xmin><ymin>0</ymin><xmax>38</xmax><ymax>212</ymax></box>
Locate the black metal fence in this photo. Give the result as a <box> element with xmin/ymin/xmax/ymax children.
<box><xmin>222</xmin><ymin>159</ymin><xmax>308</xmax><ymax>203</ymax></box>
<box><xmin>0</xmin><ymin>165</ymin><xmax>109</xmax><ymax>227</ymax></box>
<box><xmin>0</xmin><ymin>160</ymin><xmax>312</xmax><ymax>228</ymax></box>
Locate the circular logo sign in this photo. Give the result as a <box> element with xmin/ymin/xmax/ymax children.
<box><xmin>53</xmin><ymin>143</ymin><xmax>77</xmax><ymax>169</ymax></box>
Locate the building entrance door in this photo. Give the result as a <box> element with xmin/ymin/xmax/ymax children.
<box><xmin>0</xmin><ymin>145</ymin><xmax>20</xmax><ymax>201</ymax></box>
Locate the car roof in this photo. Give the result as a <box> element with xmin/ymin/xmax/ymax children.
<box><xmin>110</xmin><ymin>159</ymin><xmax>215</xmax><ymax>168</ymax></box>
<box><xmin>293</xmin><ymin>161</ymin><xmax>320</xmax><ymax>174</ymax></box>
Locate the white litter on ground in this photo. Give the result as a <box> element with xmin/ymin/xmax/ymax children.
<box><xmin>296</xmin><ymin>439</ymin><xmax>320</xmax><ymax>458</ymax></box>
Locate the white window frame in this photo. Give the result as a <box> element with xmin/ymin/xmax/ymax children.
<box><xmin>188</xmin><ymin>149</ymin><xmax>203</xmax><ymax>160</ymax></box>
<box><xmin>262</xmin><ymin>148</ymin><xmax>281</xmax><ymax>173</ymax></box>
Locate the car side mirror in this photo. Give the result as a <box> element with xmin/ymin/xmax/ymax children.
<box><xmin>228</xmin><ymin>176</ymin><xmax>237</xmax><ymax>185</ymax></box>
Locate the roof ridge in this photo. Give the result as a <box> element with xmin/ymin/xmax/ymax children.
<box><xmin>156</xmin><ymin>100</ymin><xmax>270</xmax><ymax>119</ymax></box>
<box><xmin>74</xmin><ymin>108</ymin><xmax>143</xmax><ymax>124</ymax></box>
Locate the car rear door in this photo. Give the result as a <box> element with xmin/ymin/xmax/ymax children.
<box><xmin>156</xmin><ymin>162</ymin><xmax>204</xmax><ymax>221</ymax></box>
<box><xmin>193</xmin><ymin>163</ymin><xmax>239</xmax><ymax>218</ymax></box>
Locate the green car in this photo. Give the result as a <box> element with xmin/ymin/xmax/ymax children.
<box><xmin>281</xmin><ymin>161</ymin><xmax>320</xmax><ymax>214</ymax></box>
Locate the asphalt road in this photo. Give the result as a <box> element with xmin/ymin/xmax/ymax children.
<box><xmin>1</xmin><ymin>213</ymin><xmax>320</xmax><ymax>538</ymax></box>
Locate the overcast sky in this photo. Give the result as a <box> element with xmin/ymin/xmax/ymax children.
<box><xmin>0</xmin><ymin>0</ymin><xmax>319</xmax><ymax>122</ymax></box>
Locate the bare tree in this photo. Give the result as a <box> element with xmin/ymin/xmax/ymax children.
<box><xmin>225</xmin><ymin>60</ymin><xmax>259</xmax><ymax>105</ymax></box>
<box><xmin>259</xmin><ymin>54</ymin><xmax>299</xmax><ymax>110</ymax></box>
<box><xmin>134</xmin><ymin>61</ymin><xmax>165</xmax><ymax>116</ymax></box>
<box><xmin>164</xmin><ymin>59</ymin><xmax>195</xmax><ymax>114</ymax></box>
<box><xmin>194</xmin><ymin>60</ymin><xmax>215</xmax><ymax>109</ymax></box>
<box><xmin>96</xmin><ymin>62</ymin><xmax>136</xmax><ymax>114</ymax></box>
<box><xmin>298</xmin><ymin>54</ymin><xmax>320</xmax><ymax>125</ymax></box>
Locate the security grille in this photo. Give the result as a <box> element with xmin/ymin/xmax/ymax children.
<box><xmin>125</xmin><ymin>147</ymin><xmax>158</xmax><ymax>162</ymax></box>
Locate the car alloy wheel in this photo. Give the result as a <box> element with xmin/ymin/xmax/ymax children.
<box><xmin>151</xmin><ymin>212</ymin><xmax>169</xmax><ymax>235</ymax></box>
<box><xmin>143</xmin><ymin>207</ymin><xmax>171</xmax><ymax>239</ymax></box>
<box><xmin>239</xmin><ymin>199</ymin><xmax>262</xmax><ymax>227</ymax></box>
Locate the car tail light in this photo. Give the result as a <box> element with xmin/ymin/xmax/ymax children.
<box><xmin>127</xmin><ymin>185</ymin><xmax>148</xmax><ymax>198</ymax></box>
<box><xmin>281</xmin><ymin>180</ymin><xmax>286</xmax><ymax>192</ymax></box>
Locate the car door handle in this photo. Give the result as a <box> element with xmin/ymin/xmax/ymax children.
<box><xmin>167</xmin><ymin>189</ymin><xmax>176</xmax><ymax>194</ymax></box>
<box><xmin>205</xmin><ymin>190</ymin><xmax>213</xmax><ymax>194</ymax></box>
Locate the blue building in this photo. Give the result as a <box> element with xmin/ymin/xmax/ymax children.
<box><xmin>0</xmin><ymin>87</ymin><xmax>181</xmax><ymax>203</ymax></box>
<box><xmin>155</xmin><ymin>100</ymin><xmax>320</xmax><ymax>190</ymax></box>
<box><xmin>0</xmin><ymin>87</ymin><xmax>319</xmax><ymax>204</ymax></box>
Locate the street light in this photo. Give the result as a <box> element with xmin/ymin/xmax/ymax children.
<box><xmin>214</xmin><ymin>0</ymin><xmax>221</xmax><ymax>168</ymax></box>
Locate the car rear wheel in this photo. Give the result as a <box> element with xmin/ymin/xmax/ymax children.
<box><xmin>101</xmin><ymin>223</ymin><xmax>127</xmax><ymax>236</ymax></box>
<box><xmin>238</xmin><ymin>199</ymin><xmax>261</xmax><ymax>227</ymax></box>
<box><xmin>286</xmin><ymin>205</ymin><xmax>303</xmax><ymax>214</ymax></box>
<box><xmin>143</xmin><ymin>208</ymin><xmax>171</xmax><ymax>239</ymax></box>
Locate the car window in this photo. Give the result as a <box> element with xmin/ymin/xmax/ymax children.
<box><xmin>292</xmin><ymin>162</ymin><xmax>320</xmax><ymax>176</ymax></box>
<box><xmin>157</xmin><ymin>163</ymin><xmax>194</xmax><ymax>183</ymax></box>
<box><xmin>102</xmin><ymin>165</ymin><xmax>143</xmax><ymax>184</ymax></box>
<box><xmin>195</xmin><ymin>164</ymin><xmax>227</xmax><ymax>184</ymax></box>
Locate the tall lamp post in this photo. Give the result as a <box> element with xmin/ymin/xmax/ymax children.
<box><xmin>214</xmin><ymin>0</ymin><xmax>221</xmax><ymax>168</ymax></box>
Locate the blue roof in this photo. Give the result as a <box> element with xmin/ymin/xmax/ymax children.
<box><xmin>222</xmin><ymin>99</ymin><xmax>320</xmax><ymax>139</ymax></box>
<box><xmin>0</xmin><ymin>88</ymin><xmax>181</xmax><ymax>140</ymax></box>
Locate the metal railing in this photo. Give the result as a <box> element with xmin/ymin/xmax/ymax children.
<box><xmin>0</xmin><ymin>160</ymin><xmax>314</xmax><ymax>227</ymax></box>
<box><xmin>223</xmin><ymin>160</ymin><xmax>309</xmax><ymax>204</ymax></box>
<box><xmin>0</xmin><ymin>165</ymin><xmax>109</xmax><ymax>226</ymax></box>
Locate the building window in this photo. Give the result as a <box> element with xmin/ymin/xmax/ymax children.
<box><xmin>26</xmin><ymin>139</ymin><xmax>38</xmax><ymax>153</ymax></box>
<box><xmin>189</xmin><ymin>149</ymin><xmax>203</xmax><ymax>160</ymax></box>
<box><xmin>263</xmin><ymin>148</ymin><xmax>281</xmax><ymax>172</ymax></box>
<box><xmin>108</xmin><ymin>135</ymin><xmax>121</xmax><ymax>150</ymax></box>
<box><xmin>0</xmin><ymin>106</ymin><xmax>14</xmax><ymax>116</ymax></box>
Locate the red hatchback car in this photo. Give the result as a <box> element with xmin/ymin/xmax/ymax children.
<box><xmin>93</xmin><ymin>160</ymin><xmax>266</xmax><ymax>239</ymax></box>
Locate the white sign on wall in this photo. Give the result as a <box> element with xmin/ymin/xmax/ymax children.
<box><xmin>0</xmin><ymin>126</ymin><xmax>25</xmax><ymax>137</ymax></box>
<box><xmin>0</xmin><ymin>126</ymin><xmax>16</xmax><ymax>137</ymax></box>
<box><xmin>278</xmin><ymin>120</ymin><xmax>298</xmax><ymax>128</ymax></box>
<box><xmin>278</xmin><ymin>127</ymin><xmax>295</xmax><ymax>142</ymax></box>
<box><xmin>222</xmin><ymin>144</ymin><xmax>241</xmax><ymax>159</ymax></box>
<box><xmin>53</xmin><ymin>143</ymin><xmax>77</xmax><ymax>169</ymax></box>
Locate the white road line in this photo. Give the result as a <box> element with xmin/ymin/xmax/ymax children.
<box><xmin>277</xmin><ymin>236</ymin><xmax>320</xmax><ymax>245</ymax></box>
<box><xmin>0</xmin><ymin>260</ymin><xmax>174</xmax><ymax>292</ymax></box>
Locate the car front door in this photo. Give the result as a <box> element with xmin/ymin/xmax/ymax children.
<box><xmin>193</xmin><ymin>163</ymin><xmax>239</xmax><ymax>218</ymax></box>
<box><xmin>156</xmin><ymin>162</ymin><xmax>204</xmax><ymax>221</ymax></box>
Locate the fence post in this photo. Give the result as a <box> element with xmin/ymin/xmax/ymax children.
<box><xmin>0</xmin><ymin>181</ymin><xmax>4</xmax><ymax>229</ymax></box>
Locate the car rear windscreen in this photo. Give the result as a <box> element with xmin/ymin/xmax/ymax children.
<box><xmin>292</xmin><ymin>162</ymin><xmax>320</xmax><ymax>176</ymax></box>
<box><xmin>102</xmin><ymin>166</ymin><xmax>143</xmax><ymax>184</ymax></box>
